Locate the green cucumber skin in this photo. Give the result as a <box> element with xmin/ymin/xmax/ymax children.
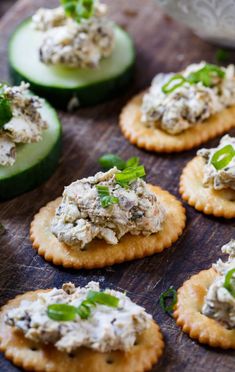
<box><xmin>0</xmin><ymin>135</ymin><xmax>61</xmax><ymax>201</ymax></box>
<box><xmin>10</xmin><ymin>63</ymin><xmax>135</xmax><ymax>110</ymax></box>
<box><xmin>8</xmin><ymin>20</ymin><xmax>135</xmax><ymax>109</ymax></box>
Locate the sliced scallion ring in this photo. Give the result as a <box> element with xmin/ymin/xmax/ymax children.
<box><xmin>47</xmin><ymin>304</ymin><xmax>77</xmax><ymax>321</ymax></box>
<box><xmin>162</xmin><ymin>74</ymin><xmax>186</xmax><ymax>94</ymax></box>
<box><xmin>224</xmin><ymin>268</ymin><xmax>235</xmax><ymax>298</ymax></box>
<box><xmin>211</xmin><ymin>144</ymin><xmax>235</xmax><ymax>170</ymax></box>
<box><xmin>87</xmin><ymin>290</ymin><xmax>119</xmax><ymax>307</ymax></box>
<box><xmin>159</xmin><ymin>286</ymin><xmax>177</xmax><ymax>316</ymax></box>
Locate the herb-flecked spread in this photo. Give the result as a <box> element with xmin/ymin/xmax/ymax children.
<box><xmin>141</xmin><ymin>63</ymin><xmax>235</xmax><ymax>134</ymax></box>
<box><xmin>202</xmin><ymin>240</ymin><xmax>235</xmax><ymax>329</ymax></box>
<box><xmin>0</xmin><ymin>83</ymin><xmax>48</xmax><ymax>167</ymax></box>
<box><xmin>198</xmin><ymin>135</ymin><xmax>235</xmax><ymax>190</ymax></box>
<box><xmin>5</xmin><ymin>281</ymin><xmax>152</xmax><ymax>353</ymax></box>
<box><xmin>51</xmin><ymin>167</ymin><xmax>166</xmax><ymax>248</ymax></box>
<box><xmin>32</xmin><ymin>1</ymin><xmax>114</xmax><ymax>69</ymax></box>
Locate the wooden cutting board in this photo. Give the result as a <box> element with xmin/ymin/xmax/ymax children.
<box><xmin>0</xmin><ymin>0</ymin><xmax>235</xmax><ymax>371</ymax></box>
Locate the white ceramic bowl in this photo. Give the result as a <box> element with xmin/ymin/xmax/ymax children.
<box><xmin>155</xmin><ymin>0</ymin><xmax>235</xmax><ymax>47</ymax></box>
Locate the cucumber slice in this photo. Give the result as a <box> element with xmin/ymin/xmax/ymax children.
<box><xmin>0</xmin><ymin>101</ymin><xmax>62</xmax><ymax>200</ymax></box>
<box><xmin>8</xmin><ymin>20</ymin><xmax>135</xmax><ymax>109</ymax></box>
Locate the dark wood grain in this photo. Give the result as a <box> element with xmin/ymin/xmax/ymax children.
<box><xmin>1</xmin><ymin>0</ymin><xmax>235</xmax><ymax>371</ymax></box>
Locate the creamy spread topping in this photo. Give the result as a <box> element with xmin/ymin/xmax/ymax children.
<box><xmin>32</xmin><ymin>1</ymin><xmax>114</xmax><ymax>68</ymax></box>
<box><xmin>202</xmin><ymin>240</ymin><xmax>235</xmax><ymax>329</ymax></box>
<box><xmin>198</xmin><ymin>135</ymin><xmax>235</xmax><ymax>191</ymax></box>
<box><xmin>5</xmin><ymin>281</ymin><xmax>152</xmax><ymax>353</ymax></box>
<box><xmin>0</xmin><ymin>83</ymin><xmax>48</xmax><ymax>167</ymax></box>
<box><xmin>51</xmin><ymin>167</ymin><xmax>165</xmax><ymax>248</ymax></box>
<box><xmin>141</xmin><ymin>62</ymin><xmax>235</xmax><ymax>134</ymax></box>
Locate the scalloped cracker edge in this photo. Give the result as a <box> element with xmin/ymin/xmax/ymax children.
<box><xmin>0</xmin><ymin>289</ymin><xmax>164</xmax><ymax>372</ymax></box>
<box><xmin>30</xmin><ymin>185</ymin><xmax>186</xmax><ymax>269</ymax></box>
<box><xmin>120</xmin><ymin>92</ymin><xmax>235</xmax><ymax>153</ymax></box>
<box><xmin>180</xmin><ymin>156</ymin><xmax>235</xmax><ymax>218</ymax></box>
<box><xmin>174</xmin><ymin>268</ymin><xmax>235</xmax><ymax>349</ymax></box>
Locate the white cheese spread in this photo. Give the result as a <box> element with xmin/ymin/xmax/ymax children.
<box><xmin>32</xmin><ymin>1</ymin><xmax>114</xmax><ymax>69</ymax></box>
<box><xmin>51</xmin><ymin>167</ymin><xmax>166</xmax><ymax>248</ymax></box>
<box><xmin>5</xmin><ymin>281</ymin><xmax>152</xmax><ymax>353</ymax></box>
<box><xmin>141</xmin><ymin>63</ymin><xmax>235</xmax><ymax>134</ymax></box>
<box><xmin>198</xmin><ymin>135</ymin><xmax>235</xmax><ymax>190</ymax></box>
<box><xmin>0</xmin><ymin>82</ymin><xmax>48</xmax><ymax>167</ymax></box>
<box><xmin>202</xmin><ymin>240</ymin><xmax>235</xmax><ymax>329</ymax></box>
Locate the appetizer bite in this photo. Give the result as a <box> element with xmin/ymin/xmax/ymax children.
<box><xmin>180</xmin><ymin>135</ymin><xmax>235</xmax><ymax>218</ymax></box>
<box><xmin>0</xmin><ymin>281</ymin><xmax>164</xmax><ymax>371</ymax></box>
<box><xmin>0</xmin><ymin>82</ymin><xmax>61</xmax><ymax>200</ymax></box>
<box><xmin>120</xmin><ymin>62</ymin><xmax>235</xmax><ymax>152</ymax></box>
<box><xmin>174</xmin><ymin>240</ymin><xmax>235</xmax><ymax>349</ymax></box>
<box><xmin>30</xmin><ymin>162</ymin><xmax>186</xmax><ymax>269</ymax></box>
<box><xmin>9</xmin><ymin>0</ymin><xmax>135</xmax><ymax>109</ymax></box>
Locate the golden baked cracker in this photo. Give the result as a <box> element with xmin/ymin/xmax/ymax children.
<box><xmin>30</xmin><ymin>185</ymin><xmax>186</xmax><ymax>269</ymax></box>
<box><xmin>120</xmin><ymin>92</ymin><xmax>235</xmax><ymax>153</ymax></box>
<box><xmin>174</xmin><ymin>268</ymin><xmax>235</xmax><ymax>349</ymax></box>
<box><xmin>0</xmin><ymin>290</ymin><xmax>164</xmax><ymax>372</ymax></box>
<box><xmin>180</xmin><ymin>156</ymin><xmax>235</xmax><ymax>218</ymax></box>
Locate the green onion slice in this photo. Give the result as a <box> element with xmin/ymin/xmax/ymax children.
<box><xmin>211</xmin><ymin>144</ymin><xmax>235</xmax><ymax>170</ymax></box>
<box><xmin>47</xmin><ymin>304</ymin><xmax>77</xmax><ymax>321</ymax></box>
<box><xmin>0</xmin><ymin>95</ymin><xmax>13</xmax><ymax>128</ymax></box>
<box><xmin>77</xmin><ymin>300</ymin><xmax>95</xmax><ymax>319</ymax></box>
<box><xmin>126</xmin><ymin>156</ymin><xmax>139</xmax><ymax>168</ymax></box>
<box><xmin>96</xmin><ymin>185</ymin><xmax>119</xmax><ymax>208</ymax></box>
<box><xmin>159</xmin><ymin>287</ymin><xmax>177</xmax><ymax>316</ymax></box>
<box><xmin>60</xmin><ymin>0</ymin><xmax>94</xmax><ymax>23</ymax></box>
<box><xmin>224</xmin><ymin>268</ymin><xmax>235</xmax><ymax>298</ymax></box>
<box><xmin>87</xmin><ymin>290</ymin><xmax>119</xmax><ymax>307</ymax></box>
<box><xmin>162</xmin><ymin>74</ymin><xmax>186</xmax><ymax>94</ymax></box>
<box><xmin>187</xmin><ymin>64</ymin><xmax>225</xmax><ymax>87</ymax></box>
<box><xmin>115</xmin><ymin>165</ymin><xmax>146</xmax><ymax>187</ymax></box>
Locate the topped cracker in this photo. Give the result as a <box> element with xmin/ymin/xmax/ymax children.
<box><xmin>0</xmin><ymin>285</ymin><xmax>164</xmax><ymax>372</ymax></box>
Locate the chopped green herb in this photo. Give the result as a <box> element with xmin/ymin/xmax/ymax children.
<box><xmin>87</xmin><ymin>290</ymin><xmax>119</xmax><ymax>307</ymax></box>
<box><xmin>162</xmin><ymin>63</ymin><xmax>225</xmax><ymax>94</ymax></box>
<box><xmin>216</xmin><ymin>49</ymin><xmax>230</xmax><ymax>63</ymax></box>
<box><xmin>211</xmin><ymin>144</ymin><xmax>235</xmax><ymax>170</ymax></box>
<box><xmin>98</xmin><ymin>154</ymin><xmax>126</xmax><ymax>170</ymax></box>
<box><xmin>126</xmin><ymin>156</ymin><xmax>139</xmax><ymax>168</ymax></box>
<box><xmin>47</xmin><ymin>304</ymin><xmax>77</xmax><ymax>321</ymax></box>
<box><xmin>224</xmin><ymin>268</ymin><xmax>235</xmax><ymax>298</ymax></box>
<box><xmin>0</xmin><ymin>84</ymin><xmax>13</xmax><ymax>128</ymax></box>
<box><xmin>60</xmin><ymin>0</ymin><xmax>95</xmax><ymax>23</ymax></box>
<box><xmin>48</xmin><ymin>290</ymin><xmax>119</xmax><ymax>321</ymax></box>
<box><xmin>159</xmin><ymin>286</ymin><xmax>177</xmax><ymax>316</ymax></box>
<box><xmin>115</xmin><ymin>165</ymin><xmax>146</xmax><ymax>187</ymax></box>
<box><xmin>96</xmin><ymin>185</ymin><xmax>119</xmax><ymax>208</ymax></box>
<box><xmin>162</xmin><ymin>74</ymin><xmax>186</xmax><ymax>94</ymax></box>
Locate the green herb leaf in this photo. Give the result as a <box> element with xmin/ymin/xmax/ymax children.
<box><xmin>115</xmin><ymin>165</ymin><xmax>146</xmax><ymax>187</ymax></box>
<box><xmin>216</xmin><ymin>49</ymin><xmax>230</xmax><ymax>63</ymax></box>
<box><xmin>47</xmin><ymin>304</ymin><xmax>77</xmax><ymax>321</ymax></box>
<box><xmin>98</xmin><ymin>154</ymin><xmax>126</xmax><ymax>171</ymax></box>
<box><xmin>162</xmin><ymin>64</ymin><xmax>225</xmax><ymax>94</ymax></box>
<box><xmin>126</xmin><ymin>156</ymin><xmax>139</xmax><ymax>168</ymax></box>
<box><xmin>159</xmin><ymin>286</ymin><xmax>177</xmax><ymax>316</ymax></box>
<box><xmin>162</xmin><ymin>74</ymin><xmax>186</xmax><ymax>94</ymax></box>
<box><xmin>211</xmin><ymin>144</ymin><xmax>235</xmax><ymax>170</ymax></box>
<box><xmin>224</xmin><ymin>268</ymin><xmax>235</xmax><ymax>298</ymax></box>
<box><xmin>87</xmin><ymin>290</ymin><xmax>119</xmax><ymax>307</ymax></box>
<box><xmin>0</xmin><ymin>96</ymin><xmax>13</xmax><ymax>128</ymax></box>
<box><xmin>60</xmin><ymin>0</ymin><xmax>95</xmax><ymax>23</ymax></box>
<box><xmin>96</xmin><ymin>185</ymin><xmax>119</xmax><ymax>208</ymax></box>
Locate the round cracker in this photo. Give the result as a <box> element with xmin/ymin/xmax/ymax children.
<box><xmin>174</xmin><ymin>268</ymin><xmax>235</xmax><ymax>349</ymax></box>
<box><xmin>30</xmin><ymin>185</ymin><xmax>186</xmax><ymax>269</ymax></box>
<box><xmin>180</xmin><ymin>156</ymin><xmax>235</xmax><ymax>218</ymax></box>
<box><xmin>0</xmin><ymin>289</ymin><xmax>164</xmax><ymax>372</ymax></box>
<box><xmin>120</xmin><ymin>92</ymin><xmax>235</xmax><ymax>153</ymax></box>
